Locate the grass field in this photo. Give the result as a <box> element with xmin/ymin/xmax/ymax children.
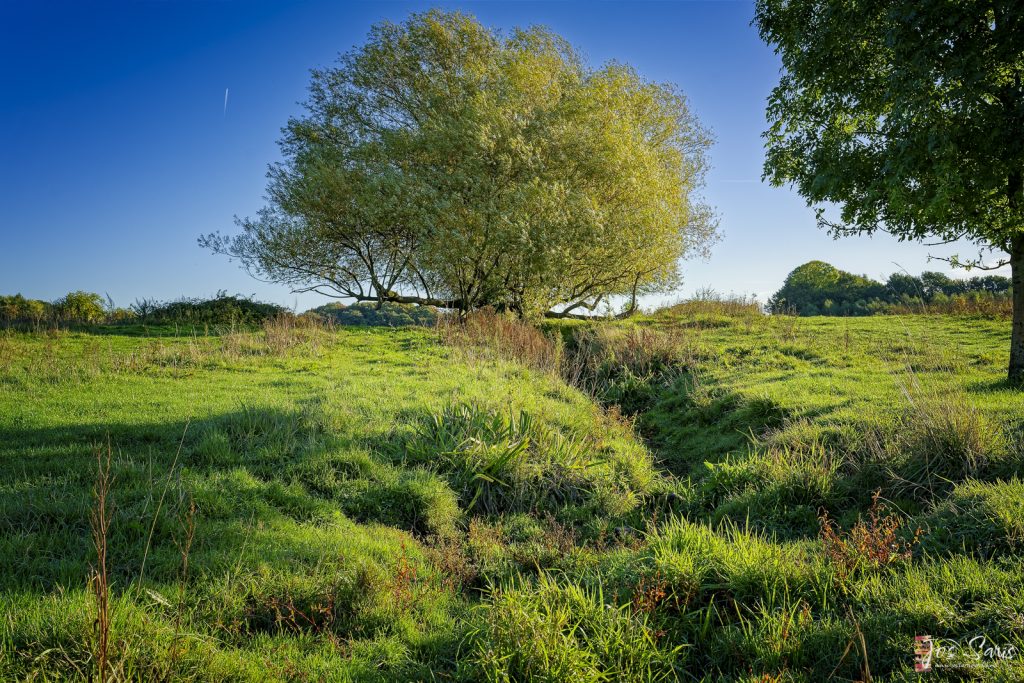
<box><xmin>2</xmin><ymin>310</ymin><xmax>1023</xmax><ymax>681</ymax></box>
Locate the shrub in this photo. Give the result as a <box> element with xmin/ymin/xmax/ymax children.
<box><xmin>310</xmin><ymin>301</ymin><xmax>438</xmax><ymax>327</ymax></box>
<box><xmin>54</xmin><ymin>291</ymin><xmax>105</xmax><ymax>322</ymax></box>
<box><xmin>656</xmin><ymin>288</ymin><xmax>763</xmax><ymax>318</ymax></box>
<box><xmin>132</xmin><ymin>291</ymin><xmax>285</xmax><ymax>325</ymax></box>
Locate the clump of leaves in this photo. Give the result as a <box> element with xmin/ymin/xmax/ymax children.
<box><xmin>631</xmin><ymin>571</ymin><xmax>672</xmax><ymax>616</ymax></box>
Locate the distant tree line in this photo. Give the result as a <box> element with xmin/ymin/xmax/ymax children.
<box><xmin>767</xmin><ymin>261</ymin><xmax>1012</xmax><ymax>316</ymax></box>
<box><xmin>1</xmin><ymin>290</ymin><xmax>441</xmax><ymax>328</ymax></box>
<box><xmin>1</xmin><ymin>291</ymin><xmax>111</xmax><ymax>324</ymax></box>
<box><xmin>0</xmin><ymin>291</ymin><xmax>287</xmax><ymax>327</ymax></box>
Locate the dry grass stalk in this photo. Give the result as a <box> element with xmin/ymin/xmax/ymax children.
<box><xmin>90</xmin><ymin>441</ymin><xmax>114</xmax><ymax>683</ymax></box>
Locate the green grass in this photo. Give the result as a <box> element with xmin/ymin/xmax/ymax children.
<box><xmin>2</xmin><ymin>311</ymin><xmax>1024</xmax><ymax>681</ymax></box>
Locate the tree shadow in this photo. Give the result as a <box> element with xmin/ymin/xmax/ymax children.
<box><xmin>0</xmin><ymin>404</ymin><xmax>430</xmax><ymax>591</ymax></box>
<box><xmin>964</xmin><ymin>376</ymin><xmax>1022</xmax><ymax>394</ymax></box>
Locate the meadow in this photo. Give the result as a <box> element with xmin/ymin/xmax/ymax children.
<box><xmin>1</xmin><ymin>307</ymin><xmax>1023</xmax><ymax>681</ymax></box>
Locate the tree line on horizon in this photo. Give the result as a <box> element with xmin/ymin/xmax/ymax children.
<box><xmin>0</xmin><ymin>291</ymin><xmax>285</xmax><ymax>326</ymax></box>
<box><xmin>767</xmin><ymin>261</ymin><xmax>1013</xmax><ymax>316</ymax></box>
<box><xmin>3</xmin><ymin>261</ymin><xmax>1013</xmax><ymax>328</ymax></box>
<box><xmin>0</xmin><ymin>290</ymin><xmax>442</xmax><ymax>328</ymax></box>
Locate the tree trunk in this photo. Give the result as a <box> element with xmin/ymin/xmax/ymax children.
<box><xmin>1010</xmin><ymin>234</ymin><xmax>1024</xmax><ymax>385</ymax></box>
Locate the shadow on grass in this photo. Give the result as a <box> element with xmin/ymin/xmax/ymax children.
<box><xmin>0</xmin><ymin>404</ymin><xmax>454</xmax><ymax>591</ymax></box>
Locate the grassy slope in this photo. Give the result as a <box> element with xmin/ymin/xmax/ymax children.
<box><xmin>1</xmin><ymin>313</ymin><xmax>1023</xmax><ymax>681</ymax></box>
<box><xmin>548</xmin><ymin>310</ymin><xmax>1024</xmax><ymax>680</ymax></box>
<box><xmin>0</xmin><ymin>326</ymin><xmax>652</xmax><ymax>680</ymax></box>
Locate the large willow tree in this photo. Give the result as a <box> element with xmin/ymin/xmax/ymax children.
<box><xmin>202</xmin><ymin>11</ymin><xmax>717</xmax><ymax>319</ymax></box>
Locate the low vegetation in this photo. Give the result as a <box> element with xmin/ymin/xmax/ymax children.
<box><xmin>309</xmin><ymin>301</ymin><xmax>438</xmax><ymax>328</ymax></box>
<box><xmin>2</xmin><ymin>296</ymin><xmax>1023</xmax><ymax>680</ymax></box>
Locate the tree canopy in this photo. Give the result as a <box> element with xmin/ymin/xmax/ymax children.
<box><xmin>767</xmin><ymin>261</ymin><xmax>886</xmax><ymax>315</ymax></box>
<box><xmin>202</xmin><ymin>10</ymin><xmax>718</xmax><ymax>319</ymax></box>
<box><xmin>754</xmin><ymin>0</ymin><xmax>1024</xmax><ymax>380</ymax></box>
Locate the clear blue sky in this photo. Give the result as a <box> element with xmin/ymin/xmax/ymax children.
<box><xmin>0</xmin><ymin>0</ymin><xmax>999</xmax><ymax>311</ymax></box>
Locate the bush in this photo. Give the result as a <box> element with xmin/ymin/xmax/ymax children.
<box><xmin>54</xmin><ymin>291</ymin><xmax>105</xmax><ymax>322</ymax></box>
<box><xmin>819</xmin><ymin>490</ymin><xmax>920</xmax><ymax>580</ymax></box>
<box><xmin>133</xmin><ymin>291</ymin><xmax>286</xmax><ymax>325</ymax></box>
<box><xmin>657</xmin><ymin>288</ymin><xmax>763</xmax><ymax>318</ymax></box>
<box><xmin>0</xmin><ymin>294</ymin><xmax>49</xmax><ymax>323</ymax></box>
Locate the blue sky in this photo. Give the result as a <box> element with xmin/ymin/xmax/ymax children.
<box><xmin>0</xmin><ymin>0</ymin><xmax>1000</xmax><ymax>311</ymax></box>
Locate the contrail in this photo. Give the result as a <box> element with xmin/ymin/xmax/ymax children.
<box><xmin>223</xmin><ymin>88</ymin><xmax>229</xmax><ymax>117</ymax></box>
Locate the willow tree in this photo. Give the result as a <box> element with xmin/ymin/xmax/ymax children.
<box><xmin>202</xmin><ymin>10</ymin><xmax>717</xmax><ymax>319</ymax></box>
<box><xmin>755</xmin><ymin>1</ymin><xmax>1024</xmax><ymax>383</ymax></box>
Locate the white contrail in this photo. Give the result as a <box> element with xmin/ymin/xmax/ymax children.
<box><xmin>223</xmin><ymin>88</ymin><xmax>229</xmax><ymax>117</ymax></box>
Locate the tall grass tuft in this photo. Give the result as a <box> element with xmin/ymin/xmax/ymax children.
<box><xmin>408</xmin><ymin>404</ymin><xmax>597</xmax><ymax>515</ymax></box>
<box><xmin>866</xmin><ymin>378</ymin><xmax>1012</xmax><ymax>501</ymax></box>
<box><xmin>406</xmin><ymin>402</ymin><xmax>651</xmax><ymax>517</ymax></box>
<box><xmin>439</xmin><ymin>309</ymin><xmax>695</xmax><ymax>416</ymax></box>
<box><xmin>562</xmin><ymin>325</ymin><xmax>692</xmax><ymax>413</ymax></box>
<box><xmin>466</xmin><ymin>573</ymin><xmax>683</xmax><ymax>682</ymax></box>
<box><xmin>437</xmin><ymin>308</ymin><xmax>563</xmax><ymax>374</ymax></box>
<box><xmin>657</xmin><ymin>287</ymin><xmax>763</xmax><ymax>318</ymax></box>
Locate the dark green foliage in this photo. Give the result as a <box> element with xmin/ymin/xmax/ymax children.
<box><xmin>132</xmin><ymin>291</ymin><xmax>285</xmax><ymax>325</ymax></box>
<box><xmin>767</xmin><ymin>261</ymin><xmax>886</xmax><ymax>316</ymax></box>
<box><xmin>767</xmin><ymin>261</ymin><xmax>1013</xmax><ymax>316</ymax></box>
<box><xmin>754</xmin><ymin>0</ymin><xmax>1024</xmax><ymax>380</ymax></box>
<box><xmin>4</xmin><ymin>290</ymin><xmax>290</xmax><ymax>328</ymax></box>
<box><xmin>309</xmin><ymin>301</ymin><xmax>438</xmax><ymax>327</ymax></box>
